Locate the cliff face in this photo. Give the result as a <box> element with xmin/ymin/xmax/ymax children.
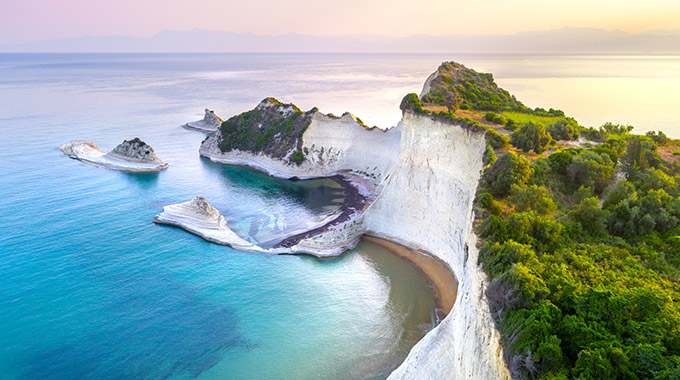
<box><xmin>364</xmin><ymin>112</ymin><xmax>509</xmax><ymax>379</ymax></box>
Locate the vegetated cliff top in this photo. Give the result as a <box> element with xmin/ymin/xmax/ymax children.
<box><xmin>208</xmin><ymin>98</ymin><xmax>373</xmax><ymax>165</ymax></box>
<box><xmin>421</xmin><ymin>61</ymin><xmax>527</xmax><ymax>112</ymax></box>
<box><xmin>211</xmin><ymin>98</ymin><xmax>313</xmax><ymax>165</ymax></box>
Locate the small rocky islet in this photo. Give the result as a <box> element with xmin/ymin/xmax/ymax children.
<box><xmin>60</xmin><ymin>137</ymin><xmax>168</xmax><ymax>172</ymax></box>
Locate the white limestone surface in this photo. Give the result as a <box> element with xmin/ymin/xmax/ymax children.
<box><xmin>362</xmin><ymin>112</ymin><xmax>510</xmax><ymax>379</ymax></box>
<box><xmin>59</xmin><ymin>140</ymin><xmax>168</xmax><ymax>172</ymax></box>
<box><xmin>153</xmin><ymin>196</ymin><xmax>364</xmax><ymax>258</ymax></box>
<box><xmin>153</xmin><ymin>196</ymin><xmax>256</xmax><ymax>250</ymax></box>
<box><xmin>183</xmin><ymin>109</ymin><xmax>224</xmax><ymax>133</ymax></box>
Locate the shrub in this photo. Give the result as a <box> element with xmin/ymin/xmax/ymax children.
<box><xmin>567</xmin><ymin>151</ymin><xmax>615</xmax><ymax>194</ymax></box>
<box><xmin>600</xmin><ymin>122</ymin><xmax>634</xmax><ymax>135</ymax></box>
<box><xmin>509</xmin><ymin>185</ymin><xmax>557</xmax><ymax>215</ymax></box>
<box><xmin>400</xmin><ymin>93</ymin><xmax>425</xmax><ymax>113</ymax></box>
<box><xmin>485</xmin><ymin>112</ymin><xmax>506</xmax><ymax>125</ymax></box>
<box><xmin>511</xmin><ymin>122</ymin><xmax>553</xmax><ymax>154</ymax></box>
<box><xmin>646</xmin><ymin>130</ymin><xmax>668</xmax><ymax>146</ymax></box>
<box><xmin>484</xmin><ymin>145</ymin><xmax>497</xmax><ymax>165</ymax></box>
<box><xmin>483</xmin><ymin>151</ymin><xmax>533</xmax><ymax>197</ymax></box>
<box><xmin>546</xmin><ymin>118</ymin><xmax>580</xmax><ymax>141</ymax></box>
<box><xmin>486</xmin><ymin>128</ymin><xmax>509</xmax><ymax>149</ymax></box>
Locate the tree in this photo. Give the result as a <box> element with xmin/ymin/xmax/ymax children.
<box><xmin>483</xmin><ymin>151</ymin><xmax>533</xmax><ymax>197</ymax></box>
<box><xmin>511</xmin><ymin>122</ymin><xmax>553</xmax><ymax>154</ymax></box>
<box><xmin>567</xmin><ymin>151</ymin><xmax>615</xmax><ymax>194</ymax></box>
<box><xmin>547</xmin><ymin>118</ymin><xmax>580</xmax><ymax>141</ymax></box>
<box><xmin>509</xmin><ymin>185</ymin><xmax>557</xmax><ymax>215</ymax></box>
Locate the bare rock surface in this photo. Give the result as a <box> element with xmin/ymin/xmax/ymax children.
<box><xmin>182</xmin><ymin>109</ymin><xmax>224</xmax><ymax>133</ymax></box>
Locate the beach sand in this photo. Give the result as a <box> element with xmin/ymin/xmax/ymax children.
<box><xmin>362</xmin><ymin>235</ymin><xmax>458</xmax><ymax>321</ymax></box>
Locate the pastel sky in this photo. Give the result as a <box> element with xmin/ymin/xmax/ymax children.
<box><xmin>1</xmin><ymin>0</ymin><xmax>679</xmax><ymax>45</ymax></box>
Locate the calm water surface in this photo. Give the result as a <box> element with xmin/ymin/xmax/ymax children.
<box><xmin>1</xmin><ymin>53</ymin><xmax>679</xmax><ymax>379</ymax></box>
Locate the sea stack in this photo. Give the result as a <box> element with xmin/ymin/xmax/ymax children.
<box><xmin>182</xmin><ymin>109</ymin><xmax>224</xmax><ymax>133</ymax></box>
<box><xmin>153</xmin><ymin>196</ymin><xmax>255</xmax><ymax>250</ymax></box>
<box><xmin>60</xmin><ymin>138</ymin><xmax>168</xmax><ymax>172</ymax></box>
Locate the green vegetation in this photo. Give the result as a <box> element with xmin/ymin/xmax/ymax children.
<box><xmin>477</xmin><ymin>129</ymin><xmax>680</xmax><ymax>379</ymax></box>
<box><xmin>485</xmin><ymin>111</ymin><xmax>507</xmax><ymax>125</ymax></box>
<box><xmin>486</xmin><ymin>128</ymin><xmax>509</xmax><ymax>149</ymax></box>
<box><xmin>216</xmin><ymin>98</ymin><xmax>314</xmax><ymax>164</ymax></box>
<box><xmin>400</xmin><ymin>93</ymin><xmax>425</xmax><ymax>114</ymax></box>
<box><xmin>421</xmin><ymin>62</ymin><xmax>527</xmax><ymax>112</ymax></box>
<box><xmin>483</xmin><ymin>151</ymin><xmax>533</xmax><ymax>197</ymax></box>
<box><xmin>502</xmin><ymin>111</ymin><xmax>565</xmax><ymax>128</ymax></box>
<box><xmin>547</xmin><ymin>118</ymin><xmax>580</xmax><ymax>141</ymax></box>
<box><xmin>511</xmin><ymin>122</ymin><xmax>553</xmax><ymax>154</ymax></box>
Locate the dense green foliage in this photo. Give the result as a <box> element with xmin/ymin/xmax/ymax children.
<box><xmin>400</xmin><ymin>93</ymin><xmax>425</xmax><ymax>113</ymax></box>
<box><xmin>547</xmin><ymin>118</ymin><xmax>580</xmax><ymax>141</ymax></box>
<box><xmin>216</xmin><ymin>98</ymin><xmax>313</xmax><ymax>164</ymax></box>
<box><xmin>483</xmin><ymin>151</ymin><xmax>533</xmax><ymax>197</ymax></box>
<box><xmin>485</xmin><ymin>111</ymin><xmax>507</xmax><ymax>125</ymax></box>
<box><xmin>511</xmin><ymin>122</ymin><xmax>554</xmax><ymax>154</ymax></box>
<box><xmin>477</xmin><ymin>133</ymin><xmax>680</xmax><ymax>379</ymax></box>
<box><xmin>486</xmin><ymin>128</ymin><xmax>509</xmax><ymax>149</ymax></box>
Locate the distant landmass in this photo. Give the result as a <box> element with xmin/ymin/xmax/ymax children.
<box><xmin>3</xmin><ymin>27</ymin><xmax>680</xmax><ymax>53</ymax></box>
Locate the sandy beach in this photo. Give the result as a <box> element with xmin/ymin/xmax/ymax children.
<box><xmin>362</xmin><ymin>235</ymin><xmax>458</xmax><ymax>321</ymax></box>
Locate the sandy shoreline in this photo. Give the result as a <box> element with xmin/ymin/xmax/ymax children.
<box><xmin>362</xmin><ymin>235</ymin><xmax>458</xmax><ymax>321</ymax></box>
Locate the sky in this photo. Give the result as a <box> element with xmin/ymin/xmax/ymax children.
<box><xmin>1</xmin><ymin>0</ymin><xmax>680</xmax><ymax>45</ymax></box>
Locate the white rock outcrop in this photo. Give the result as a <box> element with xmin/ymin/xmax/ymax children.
<box><xmin>182</xmin><ymin>109</ymin><xmax>224</xmax><ymax>133</ymax></box>
<box><xmin>153</xmin><ymin>196</ymin><xmax>256</xmax><ymax>250</ymax></box>
<box><xmin>154</xmin><ymin>194</ymin><xmax>364</xmax><ymax>258</ymax></box>
<box><xmin>60</xmin><ymin>138</ymin><xmax>168</xmax><ymax>172</ymax></box>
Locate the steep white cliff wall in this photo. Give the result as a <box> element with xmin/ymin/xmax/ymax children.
<box><xmin>363</xmin><ymin>112</ymin><xmax>510</xmax><ymax>380</ymax></box>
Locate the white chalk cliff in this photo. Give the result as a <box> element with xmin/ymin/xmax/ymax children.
<box><xmin>197</xmin><ymin>98</ymin><xmax>510</xmax><ymax>378</ymax></box>
<box><xmin>60</xmin><ymin>138</ymin><xmax>168</xmax><ymax>172</ymax></box>
<box><xmin>183</xmin><ymin>109</ymin><xmax>224</xmax><ymax>133</ymax></box>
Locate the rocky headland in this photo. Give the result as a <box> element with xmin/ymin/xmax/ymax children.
<box><xmin>60</xmin><ymin>138</ymin><xmax>168</xmax><ymax>172</ymax></box>
<box><xmin>182</xmin><ymin>109</ymin><xmax>224</xmax><ymax>133</ymax></box>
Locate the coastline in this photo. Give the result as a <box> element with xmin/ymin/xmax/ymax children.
<box><xmin>362</xmin><ymin>235</ymin><xmax>458</xmax><ymax>321</ymax></box>
<box><xmin>275</xmin><ymin>174</ymin><xmax>367</xmax><ymax>248</ymax></box>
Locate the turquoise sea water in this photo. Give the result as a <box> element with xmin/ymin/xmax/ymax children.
<box><xmin>1</xmin><ymin>53</ymin><xmax>680</xmax><ymax>379</ymax></box>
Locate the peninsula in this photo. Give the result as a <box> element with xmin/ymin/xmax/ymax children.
<box><xmin>60</xmin><ymin>138</ymin><xmax>168</xmax><ymax>172</ymax></box>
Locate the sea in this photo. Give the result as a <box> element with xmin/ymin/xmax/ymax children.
<box><xmin>1</xmin><ymin>53</ymin><xmax>679</xmax><ymax>379</ymax></box>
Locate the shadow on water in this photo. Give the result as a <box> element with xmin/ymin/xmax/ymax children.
<box><xmin>118</xmin><ymin>171</ymin><xmax>160</xmax><ymax>190</ymax></box>
<box><xmin>199</xmin><ymin>156</ymin><xmax>345</xmax><ymax>212</ymax></box>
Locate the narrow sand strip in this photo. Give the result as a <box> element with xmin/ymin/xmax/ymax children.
<box><xmin>362</xmin><ymin>235</ymin><xmax>458</xmax><ymax>321</ymax></box>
